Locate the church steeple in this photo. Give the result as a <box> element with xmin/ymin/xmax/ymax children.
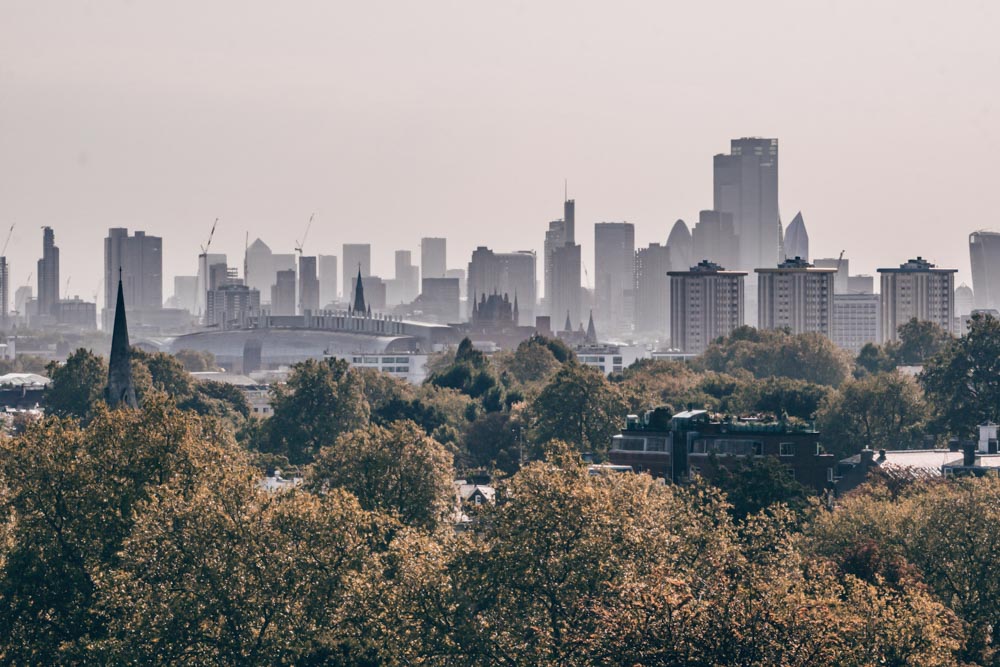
<box><xmin>351</xmin><ymin>266</ymin><xmax>367</xmax><ymax>315</ymax></box>
<box><xmin>563</xmin><ymin>311</ymin><xmax>572</xmax><ymax>332</ymax></box>
<box><xmin>105</xmin><ymin>270</ymin><xmax>138</xmax><ymax>409</ymax></box>
<box><xmin>585</xmin><ymin>309</ymin><xmax>597</xmax><ymax>344</ymax></box>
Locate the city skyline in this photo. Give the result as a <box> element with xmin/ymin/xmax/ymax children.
<box><xmin>2</xmin><ymin>1</ymin><xmax>996</xmax><ymax>311</ymax></box>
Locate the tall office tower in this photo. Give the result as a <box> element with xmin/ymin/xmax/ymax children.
<box><xmin>848</xmin><ymin>275</ymin><xmax>874</xmax><ymax>294</ymax></box>
<box><xmin>208</xmin><ymin>262</ymin><xmax>231</xmax><ymax>292</ymax></box>
<box><xmin>418</xmin><ymin>277</ymin><xmax>461</xmax><ymax>323</ymax></box>
<box><xmin>342</xmin><ymin>244</ymin><xmax>371</xmax><ymax>298</ymax></box>
<box><xmin>666</xmin><ymin>219</ymin><xmax>693</xmax><ymax>273</ymax></box>
<box><xmin>196</xmin><ymin>252</ymin><xmax>226</xmax><ymax>316</ymax></box>
<box><xmin>691</xmin><ymin>210</ymin><xmax>738</xmax><ymax>270</ymax></box>
<box><xmin>550</xmin><ymin>243</ymin><xmax>582</xmax><ymax>330</ymax></box>
<box><xmin>713</xmin><ymin>137</ymin><xmax>781</xmax><ymax>271</ymax></box>
<box><xmin>272</xmin><ymin>253</ymin><xmax>296</xmax><ymax>274</ymax></box>
<box><xmin>14</xmin><ymin>286</ymin><xmax>32</xmax><ymax>319</ymax></box>
<box><xmin>969</xmin><ymin>231</ymin><xmax>1000</xmax><ymax>311</ymax></box>
<box><xmin>445</xmin><ymin>268</ymin><xmax>467</xmax><ymax>301</ymax></box>
<box><xmin>634</xmin><ymin>243</ymin><xmax>671</xmax><ymax>337</ymax></box>
<box><xmin>245</xmin><ymin>239</ymin><xmax>274</xmax><ymax>302</ymax></box>
<box><xmin>668</xmin><ymin>260</ymin><xmax>746</xmax><ymax>354</ymax></box>
<box><xmin>813</xmin><ymin>257</ymin><xmax>850</xmax><ymax>293</ymax></box>
<box><xmin>544</xmin><ymin>198</ymin><xmax>576</xmax><ymax>315</ymax></box>
<box><xmin>173</xmin><ymin>276</ymin><xmax>198</xmax><ymax>313</ymax></box>
<box><xmin>833</xmin><ymin>294</ymin><xmax>880</xmax><ymax>355</ymax></box>
<box><xmin>466</xmin><ymin>246</ymin><xmax>537</xmax><ymax>324</ymax></box>
<box><xmin>420</xmin><ymin>237</ymin><xmax>447</xmax><ymax>280</ymax></box>
<box><xmin>0</xmin><ymin>257</ymin><xmax>8</xmax><ymax>327</ymax></box>
<box><xmin>878</xmin><ymin>257</ymin><xmax>956</xmax><ymax>342</ymax></box>
<box><xmin>206</xmin><ymin>284</ymin><xmax>261</xmax><ymax>328</ymax></box>
<box><xmin>103</xmin><ymin>228</ymin><xmax>163</xmax><ymax>329</ymax></box>
<box><xmin>270</xmin><ymin>269</ymin><xmax>297</xmax><ymax>316</ymax></box>
<box><xmin>392</xmin><ymin>250</ymin><xmax>420</xmax><ymax>305</ymax></box>
<box><xmin>756</xmin><ymin>257</ymin><xmax>836</xmax><ymax>336</ymax></box>
<box><xmin>37</xmin><ymin>226</ymin><xmax>60</xmax><ymax>316</ymax></box>
<box><xmin>594</xmin><ymin>222</ymin><xmax>636</xmax><ymax>333</ymax></box>
<box><xmin>783</xmin><ymin>212</ymin><xmax>809</xmax><ymax>262</ymax></box>
<box><xmin>318</xmin><ymin>255</ymin><xmax>338</xmax><ymax>307</ymax></box>
<box><xmin>298</xmin><ymin>256</ymin><xmax>320</xmax><ymax>313</ymax></box>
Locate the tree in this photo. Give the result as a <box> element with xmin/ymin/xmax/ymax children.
<box><xmin>920</xmin><ymin>313</ymin><xmax>1000</xmax><ymax>438</ymax></box>
<box><xmin>264</xmin><ymin>358</ymin><xmax>369</xmax><ymax>464</ymax></box>
<box><xmin>463</xmin><ymin>410</ymin><xmax>524</xmax><ymax>474</ymax></box>
<box><xmin>172</xmin><ymin>348</ymin><xmax>219</xmax><ymax>372</ymax></box>
<box><xmin>712</xmin><ymin>456</ymin><xmax>812</xmax><ymax>520</ymax></box>
<box><xmin>817</xmin><ymin>371</ymin><xmax>929</xmax><ymax>458</ymax></box>
<box><xmin>698</xmin><ymin>327</ymin><xmax>852</xmax><ymax>386</ymax></box>
<box><xmin>309</xmin><ymin>420</ymin><xmax>455</xmax><ymax>531</ymax></box>
<box><xmin>895</xmin><ymin>318</ymin><xmax>951</xmax><ymax>365</ymax></box>
<box><xmin>734</xmin><ymin>376</ymin><xmax>831</xmax><ymax>420</ymax></box>
<box><xmin>856</xmin><ymin>342</ymin><xmax>898</xmax><ymax>376</ymax></box>
<box><xmin>44</xmin><ymin>348</ymin><xmax>107</xmax><ymax>421</ymax></box>
<box><xmin>505</xmin><ymin>335</ymin><xmax>571</xmax><ymax>385</ymax></box>
<box><xmin>530</xmin><ymin>362</ymin><xmax>627</xmax><ymax>458</ymax></box>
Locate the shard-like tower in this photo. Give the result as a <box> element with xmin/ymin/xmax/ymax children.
<box><xmin>105</xmin><ymin>274</ymin><xmax>138</xmax><ymax>409</ymax></box>
<box><xmin>783</xmin><ymin>212</ymin><xmax>809</xmax><ymax>262</ymax></box>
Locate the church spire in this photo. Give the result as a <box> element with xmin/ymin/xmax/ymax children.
<box><xmin>563</xmin><ymin>311</ymin><xmax>572</xmax><ymax>332</ymax></box>
<box><xmin>105</xmin><ymin>270</ymin><xmax>137</xmax><ymax>409</ymax></box>
<box><xmin>585</xmin><ymin>309</ymin><xmax>597</xmax><ymax>344</ymax></box>
<box><xmin>351</xmin><ymin>265</ymin><xmax>367</xmax><ymax>315</ymax></box>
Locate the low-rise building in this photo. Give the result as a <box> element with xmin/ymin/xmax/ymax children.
<box><xmin>832</xmin><ymin>293</ymin><xmax>880</xmax><ymax>355</ymax></box>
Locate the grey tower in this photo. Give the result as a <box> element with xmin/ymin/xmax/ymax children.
<box><xmin>594</xmin><ymin>222</ymin><xmax>635</xmax><ymax>333</ymax></box>
<box><xmin>298</xmin><ymin>256</ymin><xmax>319</xmax><ymax>313</ymax></box>
<box><xmin>105</xmin><ymin>274</ymin><xmax>138</xmax><ymax>409</ymax></box>
<box><xmin>713</xmin><ymin>138</ymin><xmax>781</xmax><ymax>271</ymax></box>
<box><xmin>420</xmin><ymin>237</ymin><xmax>447</xmax><ymax>280</ymax></box>
<box><xmin>104</xmin><ymin>228</ymin><xmax>163</xmax><ymax>329</ymax></box>
<box><xmin>783</xmin><ymin>212</ymin><xmax>809</xmax><ymax>262</ymax></box>
<box><xmin>969</xmin><ymin>231</ymin><xmax>1000</xmax><ymax>311</ymax></box>
<box><xmin>37</xmin><ymin>226</ymin><xmax>59</xmax><ymax>316</ymax></box>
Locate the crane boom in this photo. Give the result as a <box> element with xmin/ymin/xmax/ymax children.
<box><xmin>0</xmin><ymin>224</ymin><xmax>14</xmax><ymax>256</ymax></box>
<box><xmin>295</xmin><ymin>213</ymin><xmax>315</xmax><ymax>255</ymax></box>
<box><xmin>200</xmin><ymin>217</ymin><xmax>219</xmax><ymax>255</ymax></box>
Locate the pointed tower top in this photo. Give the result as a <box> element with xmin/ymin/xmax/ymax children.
<box><xmin>586</xmin><ymin>309</ymin><xmax>597</xmax><ymax>344</ymax></box>
<box><xmin>352</xmin><ymin>265</ymin><xmax>367</xmax><ymax>315</ymax></box>
<box><xmin>563</xmin><ymin>311</ymin><xmax>572</xmax><ymax>332</ymax></box>
<box><xmin>105</xmin><ymin>273</ymin><xmax>138</xmax><ymax>409</ymax></box>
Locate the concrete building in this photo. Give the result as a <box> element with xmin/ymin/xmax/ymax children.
<box><xmin>54</xmin><ymin>298</ymin><xmax>97</xmax><ymax>330</ymax></box>
<box><xmin>970</xmin><ymin>231</ymin><xmax>1000</xmax><ymax>311</ymax></box>
<box><xmin>466</xmin><ymin>246</ymin><xmax>536</xmax><ymax>325</ymax></box>
<box><xmin>833</xmin><ymin>293</ymin><xmax>880</xmax><ymax>355</ymax></box>
<box><xmin>756</xmin><ymin>257</ymin><xmax>835</xmax><ymax>336</ymax></box>
<box><xmin>318</xmin><ymin>254</ymin><xmax>338</xmax><ymax>307</ymax></box>
<box><xmin>390</xmin><ymin>250</ymin><xmax>420</xmax><ymax>305</ymax></box>
<box><xmin>691</xmin><ymin>210</ymin><xmax>738</xmax><ymax>271</ymax></box>
<box><xmin>668</xmin><ymin>260</ymin><xmax>746</xmax><ymax>354</ymax></box>
<box><xmin>298</xmin><ymin>256</ymin><xmax>320</xmax><ymax>314</ymax></box>
<box><xmin>634</xmin><ymin>243</ymin><xmax>671</xmax><ymax>338</ymax></box>
<box><xmin>270</xmin><ymin>269</ymin><xmax>297</xmax><ymax>316</ymax></box>
<box><xmin>37</xmin><ymin>226</ymin><xmax>59</xmax><ymax>316</ymax></box>
<box><xmin>878</xmin><ymin>257</ymin><xmax>957</xmax><ymax>342</ymax></box>
<box><xmin>207</xmin><ymin>284</ymin><xmax>261</xmax><ymax>328</ymax></box>
<box><xmin>245</xmin><ymin>238</ymin><xmax>275</xmax><ymax>301</ymax></box>
<box><xmin>955</xmin><ymin>284</ymin><xmax>974</xmax><ymax>321</ymax></box>
<box><xmin>196</xmin><ymin>252</ymin><xmax>226</xmax><ymax>318</ymax></box>
<box><xmin>421</xmin><ymin>237</ymin><xmax>447</xmax><ymax>280</ymax></box>
<box><xmin>103</xmin><ymin>229</ymin><xmax>163</xmax><ymax>329</ymax></box>
<box><xmin>0</xmin><ymin>257</ymin><xmax>8</xmax><ymax>328</ymax></box>
<box><xmin>783</xmin><ymin>212</ymin><xmax>809</xmax><ymax>262</ymax></box>
<box><xmin>594</xmin><ymin>222</ymin><xmax>635</xmax><ymax>334</ymax></box>
<box><xmin>813</xmin><ymin>257</ymin><xmax>850</xmax><ymax>294</ymax></box>
<box><xmin>342</xmin><ymin>244</ymin><xmax>371</xmax><ymax>299</ymax></box>
<box><xmin>848</xmin><ymin>275</ymin><xmax>874</xmax><ymax>294</ymax></box>
<box><xmin>713</xmin><ymin>137</ymin><xmax>781</xmax><ymax>272</ymax></box>
<box><xmin>415</xmin><ymin>277</ymin><xmax>461</xmax><ymax>323</ymax></box>
<box><xmin>445</xmin><ymin>268</ymin><xmax>466</xmax><ymax>301</ymax></box>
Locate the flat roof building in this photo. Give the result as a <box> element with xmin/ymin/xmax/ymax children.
<box><xmin>878</xmin><ymin>257</ymin><xmax>956</xmax><ymax>342</ymax></box>
<box><xmin>668</xmin><ymin>260</ymin><xmax>746</xmax><ymax>355</ymax></box>
<box><xmin>756</xmin><ymin>257</ymin><xmax>835</xmax><ymax>336</ymax></box>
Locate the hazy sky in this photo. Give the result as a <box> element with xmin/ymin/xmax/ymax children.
<box><xmin>2</xmin><ymin>0</ymin><xmax>997</xmax><ymax>310</ymax></box>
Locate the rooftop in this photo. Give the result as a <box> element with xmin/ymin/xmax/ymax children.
<box><xmin>878</xmin><ymin>257</ymin><xmax>958</xmax><ymax>274</ymax></box>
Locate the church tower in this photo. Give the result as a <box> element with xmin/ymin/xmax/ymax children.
<box><xmin>106</xmin><ymin>271</ymin><xmax>138</xmax><ymax>409</ymax></box>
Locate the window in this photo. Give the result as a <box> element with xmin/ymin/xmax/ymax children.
<box><xmin>780</xmin><ymin>442</ymin><xmax>795</xmax><ymax>457</ymax></box>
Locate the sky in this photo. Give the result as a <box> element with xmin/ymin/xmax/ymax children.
<box><xmin>1</xmin><ymin>0</ymin><xmax>998</xmax><ymax>311</ymax></box>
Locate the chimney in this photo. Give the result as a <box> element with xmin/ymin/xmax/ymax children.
<box><xmin>860</xmin><ymin>449</ymin><xmax>874</xmax><ymax>464</ymax></box>
<box><xmin>877</xmin><ymin>449</ymin><xmax>886</xmax><ymax>462</ymax></box>
<box><xmin>963</xmin><ymin>442</ymin><xmax>977</xmax><ymax>467</ymax></box>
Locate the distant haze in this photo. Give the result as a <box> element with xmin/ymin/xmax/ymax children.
<box><xmin>2</xmin><ymin>0</ymin><xmax>997</xmax><ymax>310</ymax></box>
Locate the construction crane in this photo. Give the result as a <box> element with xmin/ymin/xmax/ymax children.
<box><xmin>200</xmin><ymin>217</ymin><xmax>219</xmax><ymax>256</ymax></box>
<box><xmin>64</xmin><ymin>277</ymin><xmax>71</xmax><ymax>299</ymax></box>
<box><xmin>295</xmin><ymin>213</ymin><xmax>315</xmax><ymax>257</ymax></box>
<box><xmin>0</xmin><ymin>223</ymin><xmax>14</xmax><ymax>257</ymax></box>
<box><xmin>835</xmin><ymin>249</ymin><xmax>846</xmax><ymax>273</ymax></box>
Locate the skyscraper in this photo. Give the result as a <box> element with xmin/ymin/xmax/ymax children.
<box><xmin>668</xmin><ymin>260</ymin><xmax>746</xmax><ymax>354</ymax></box>
<box><xmin>544</xmin><ymin>198</ymin><xmax>576</xmax><ymax>315</ymax></box>
<box><xmin>466</xmin><ymin>246</ymin><xmax>536</xmax><ymax>324</ymax></box>
<box><xmin>969</xmin><ymin>231</ymin><xmax>1000</xmax><ymax>311</ymax></box>
<box><xmin>594</xmin><ymin>222</ymin><xmax>635</xmax><ymax>334</ymax></box>
<box><xmin>691</xmin><ymin>210</ymin><xmax>738</xmax><ymax>270</ymax></box>
<box><xmin>270</xmin><ymin>269</ymin><xmax>297</xmax><ymax>316</ymax></box>
<box><xmin>756</xmin><ymin>257</ymin><xmax>836</xmax><ymax>336</ymax></box>
<box><xmin>634</xmin><ymin>243</ymin><xmax>671</xmax><ymax>337</ymax></box>
<box><xmin>318</xmin><ymin>254</ymin><xmax>338</xmax><ymax>307</ymax></box>
<box><xmin>783</xmin><ymin>212</ymin><xmax>809</xmax><ymax>262</ymax></box>
<box><xmin>103</xmin><ymin>228</ymin><xmax>163</xmax><ymax>329</ymax></box>
<box><xmin>713</xmin><ymin>137</ymin><xmax>781</xmax><ymax>271</ymax></box>
<box><xmin>245</xmin><ymin>238</ymin><xmax>275</xmax><ymax>302</ymax></box>
<box><xmin>390</xmin><ymin>250</ymin><xmax>420</xmax><ymax>305</ymax></box>
<box><xmin>550</xmin><ymin>243</ymin><xmax>582</xmax><ymax>330</ymax></box>
<box><xmin>666</xmin><ymin>219</ymin><xmax>693</xmax><ymax>274</ymax></box>
<box><xmin>420</xmin><ymin>237</ymin><xmax>447</xmax><ymax>280</ymax></box>
<box><xmin>0</xmin><ymin>257</ymin><xmax>8</xmax><ymax>328</ymax></box>
<box><xmin>37</xmin><ymin>226</ymin><xmax>59</xmax><ymax>316</ymax></box>
<box><xmin>298</xmin><ymin>256</ymin><xmax>319</xmax><ymax>313</ymax></box>
<box><xmin>878</xmin><ymin>257</ymin><xmax>956</xmax><ymax>342</ymax></box>
<box><xmin>342</xmin><ymin>244</ymin><xmax>371</xmax><ymax>299</ymax></box>
<box><xmin>196</xmin><ymin>252</ymin><xmax>226</xmax><ymax>317</ymax></box>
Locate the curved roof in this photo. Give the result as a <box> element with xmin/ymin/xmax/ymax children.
<box><xmin>666</xmin><ymin>219</ymin><xmax>693</xmax><ymax>271</ymax></box>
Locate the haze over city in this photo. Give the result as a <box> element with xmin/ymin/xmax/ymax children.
<box><xmin>3</xmin><ymin>0</ymin><xmax>998</xmax><ymax>308</ymax></box>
